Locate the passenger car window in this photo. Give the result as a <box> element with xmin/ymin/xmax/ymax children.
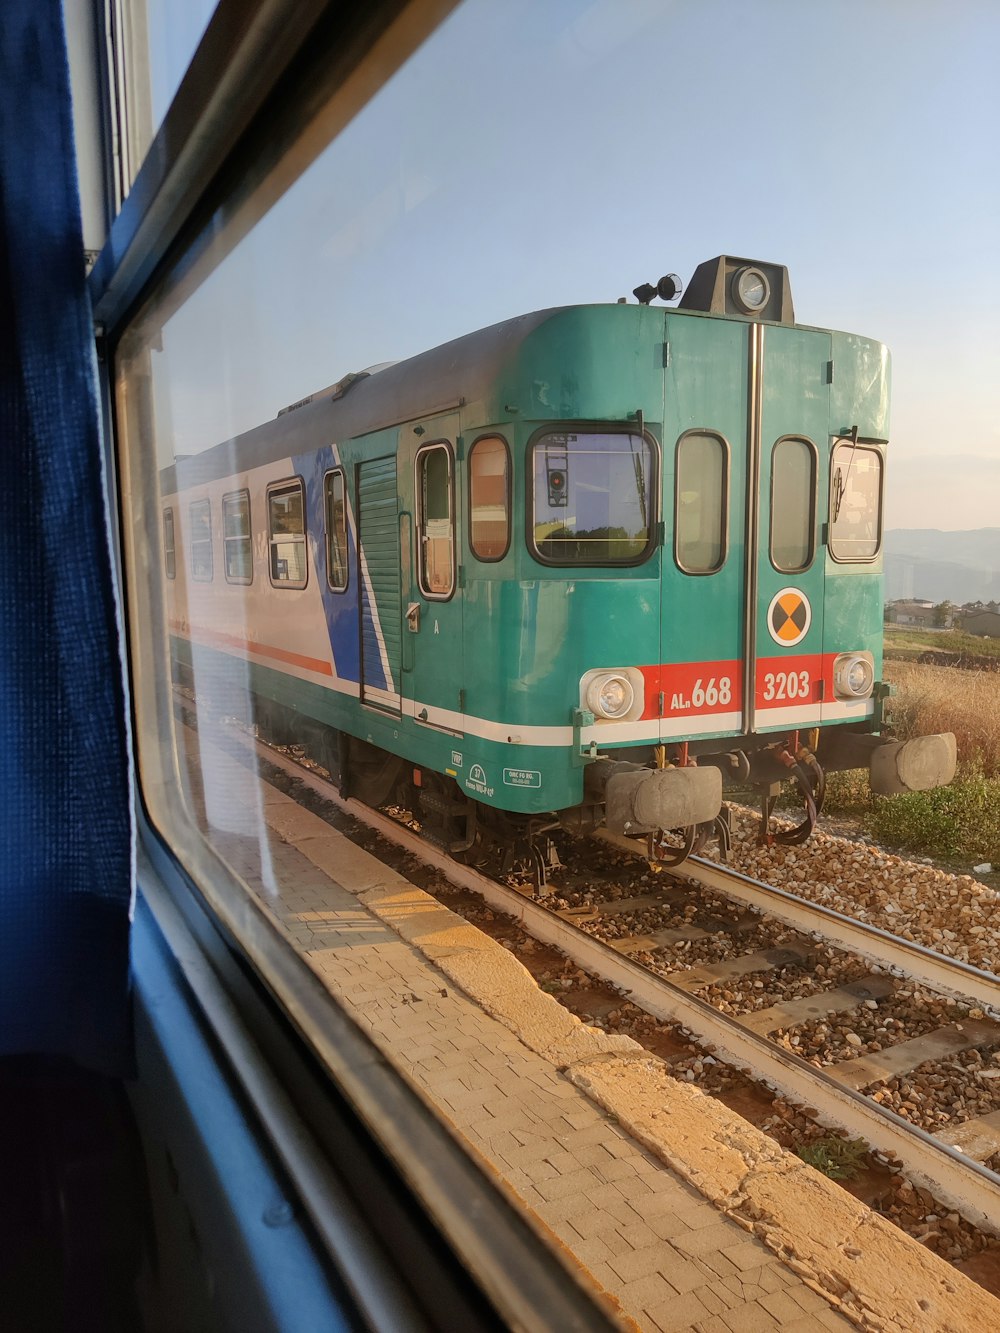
<box><xmin>163</xmin><ymin>506</ymin><xmax>176</xmax><ymax>580</ymax></box>
<box><xmin>770</xmin><ymin>437</ymin><xmax>816</xmax><ymax>573</ymax></box>
<box><xmin>223</xmin><ymin>490</ymin><xmax>252</xmax><ymax>584</ymax></box>
<box><xmin>830</xmin><ymin>443</ymin><xmax>883</xmax><ymax>561</ymax></box>
<box><xmin>189</xmin><ymin>498</ymin><xmax>213</xmax><ymax>581</ymax></box>
<box><xmin>268</xmin><ymin>480</ymin><xmax>307</xmax><ymax>587</ymax></box>
<box><xmin>417</xmin><ymin>445</ymin><xmax>454</xmax><ymax>597</ymax></box>
<box><xmin>675</xmin><ymin>431</ymin><xmax>728</xmax><ymax>574</ymax></box>
<box><xmin>469</xmin><ymin>436</ymin><xmax>510</xmax><ymax>561</ymax></box>
<box><xmin>531</xmin><ymin>431</ymin><xmax>653</xmax><ymax>564</ymax></box>
<box><xmin>324</xmin><ymin>469</ymin><xmax>349</xmax><ymax>591</ymax></box>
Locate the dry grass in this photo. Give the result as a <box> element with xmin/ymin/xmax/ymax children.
<box><xmin>883</xmin><ymin>661</ymin><xmax>1000</xmax><ymax>778</ymax></box>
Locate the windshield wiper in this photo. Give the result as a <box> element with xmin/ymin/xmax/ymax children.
<box><xmin>834</xmin><ymin>424</ymin><xmax>859</xmax><ymax>520</ymax></box>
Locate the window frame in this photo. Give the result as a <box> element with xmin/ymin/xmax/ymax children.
<box><xmin>768</xmin><ymin>435</ymin><xmax>818</xmax><ymax>574</ymax></box>
<box><xmin>266</xmin><ymin>476</ymin><xmax>309</xmax><ymax>590</ymax></box>
<box><xmin>222</xmin><ymin>487</ymin><xmax>254</xmax><ymax>585</ymax></box>
<box><xmin>828</xmin><ymin>441</ymin><xmax>885</xmax><ymax>564</ymax></box>
<box><xmin>188</xmin><ymin>496</ymin><xmax>213</xmax><ymax>582</ymax></box>
<box><xmin>673</xmin><ymin>428</ymin><xmax>731</xmax><ymax>576</ymax></box>
<box><xmin>525</xmin><ymin>423</ymin><xmax>659</xmax><ymax>569</ymax></box>
<box><xmin>163</xmin><ymin>505</ymin><xmax>176</xmax><ymax>579</ymax></box>
<box><xmin>323</xmin><ymin>467</ymin><xmax>350</xmax><ymax>592</ymax></box>
<box><xmin>415</xmin><ymin>441</ymin><xmax>456</xmax><ymax>601</ymax></box>
<box><xmin>467</xmin><ymin>434</ymin><xmax>511</xmax><ymax>563</ymax></box>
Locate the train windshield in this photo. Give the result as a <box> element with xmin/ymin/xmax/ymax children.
<box><xmin>830</xmin><ymin>443</ymin><xmax>883</xmax><ymax>561</ymax></box>
<box><xmin>531</xmin><ymin>430</ymin><xmax>654</xmax><ymax>564</ymax></box>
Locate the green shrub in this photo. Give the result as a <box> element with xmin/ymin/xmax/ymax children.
<box><xmin>796</xmin><ymin>1136</ymin><xmax>869</xmax><ymax>1180</ymax></box>
<box><xmin>865</xmin><ymin>769</ymin><xmax>1000</xmax><ymax>865</ymax></box>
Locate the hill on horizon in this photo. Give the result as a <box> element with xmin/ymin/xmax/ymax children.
<box><xmin>884</xmin><ymin>528</ymin><xmax>1000</xmax><ymax>604</ymax></box>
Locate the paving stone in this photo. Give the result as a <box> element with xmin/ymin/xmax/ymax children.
<box><xmin>720</xmin><ymin>1303</ymin><xmax>782</xmax><ymax>1332</ymax></box>
<box><xmin>721</xmin><ymin>1240</ymin><xmax>773</xmax><ymax>1273</ymax></box>
<box><xmin>646</xmin><ymin>1291</ymin><xmax>714</xmax><ymax>1331</ymax></box>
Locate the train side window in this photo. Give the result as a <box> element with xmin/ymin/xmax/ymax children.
<box><xmin>416</xmin><ymin>444</ymin><xmax>454</xmax><ymax>598</ymax></box>
<box><xmin>469</xmin><ymin>436</ymin><xmax>510</xmax><ymax>561</ymax></box>
<box><xmin>222</xmin><ymin>490</ymin><xmax>253</xmax><ymax>584</ymax></box>
<box><xmin>267</xmin><ymin>479</ymin><xmax>308</xmax><ymax>588</ymax></box>
<box><xmin>770</xmin><ymin>437</ymin><xmax>816</xmax><ymax>573</ymax></box>
<box><xmin>830</xmin><ymin>443</ymin><xmax>883</xmax><ymax>561</ymax></box>
<box><xmin>189</xmin><ymin>498</ymin><xmax>213</xmax><ymax>581</ymax></box>
<box><xmin>674</xmin><ymin>431</ymin><xmax>729</xmax><ymax>574</ymax></box>
<box><xmin>324</xmin><ymin>469</ymin><xmax>349</xmax><ymax>591</ymax></box>
<box><xmin>163</xmin><ymin>507</ymin><xmax>176</xmax><ymax>580</ymax></box>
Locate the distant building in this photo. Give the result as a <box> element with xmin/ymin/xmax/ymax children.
<box><xmin>885</xmin><ymin>599</ymin><xmax>939</xmax><ymax>627</ymax></box>
<box><xmin>962</xmin><ymin>610</ymin><xmax>1000</xmax><ymax>639</ymax></box>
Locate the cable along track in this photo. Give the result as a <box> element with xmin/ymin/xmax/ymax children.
<box><xmin>218</xmin><ymin>720</ymin><xmax>1000</xmax><ymax>1239</ymax></box>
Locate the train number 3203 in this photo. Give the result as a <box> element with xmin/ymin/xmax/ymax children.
<box><xmin>762</xmin><ymin>670</ymin><xmax>811</xmax><ymax>702</ymax></box>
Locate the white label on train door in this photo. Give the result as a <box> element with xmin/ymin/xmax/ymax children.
<box><xmin>466</xmin><ymin>764</ymin><xmax>494</xmax><ymax>797</ymax></box>
<box><xmin>503</xmin><ymin>768</ymin><xmax>541</xmax><ymax>788</ymax></box>
<box><xmin>451</xmin><ymin>751</ymin><xmax>463</xmax><ymax>767</ymax></box>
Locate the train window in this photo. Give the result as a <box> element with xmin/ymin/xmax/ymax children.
<box><xmin>222</xmin><ymin>490</ymin><xmax>253</xmax><ymax>584</ymax></box>
<box><xmin>267</xmin><ymin>480</ymin><xmax>308</xmax><ymax>587</ymax></box>
<box><xmin>770</xmin><ymin>437</ymin><xmax>817</xmax><ymax>573</ymax></box>
<box><xmin>324</xmin><ymin>469</ymin><xmax>349</xmax><ymax>591</ymax></box>
<box><xmin>530</xmin><ymin>431</ymin><xmax>654</xmax><ymax>564</ymax></box>
<box><xmin>469</xmin><ymin>436</ymin><xmax>510</xmax><ymax>561</ymax></box>
<box><xmin>830</xmin><ymin>443</ymin><xmax>883</xmax><ymax>561</ymax></box>
<box><xmin>674</xmin><ymin>431</ymin><xmax>729</xmax><ymax>574</ymax></box>
<box><xmin>163</xmin><ymin>507</ymin><xmax>176</xmax><ymax>580</ymax></box>
<box><xmin>189</xmin><ymin>498</ymin><xmax>213</xmax><ymax>581</ymax></box>
<box><xmin>416</xmin><ymin>445</ymin><xmax>454</xmax><ymax>597</ymax></box>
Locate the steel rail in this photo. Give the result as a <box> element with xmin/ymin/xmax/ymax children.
<box><xmin>675</xmin><ymin>853</ymin><xmax>1000</xmax><ymax>1014</ymax></box>
<box><xmin>237</xmin><ymin>733</ymin><xmax>1000</xmax><ymax>1237</ymax></box>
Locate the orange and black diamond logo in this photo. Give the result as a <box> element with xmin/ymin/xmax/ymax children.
<box><xmin>766</xmin><ymin>588</ymin><xmax>811</xmax><ymax>647</ymax></box>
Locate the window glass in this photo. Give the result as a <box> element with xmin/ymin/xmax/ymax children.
<box><xmin>531</xmin><ymin>432</ymin><xmax>653</xmax><ymax>564</ymax></box>
<box><xmin>770</xmin><ymin>438</ymin><xmax>816</xmax><ymax>572</ymax></box>
<box><xmin>417</xmin><ymin>446</ymin><xmax>453</xmax><ymax>596</ymax></box>
<box><xmin>324</xmin><ymin>470</ymin><xmax>349</xmax><ymax>590</ymax></box>
<box><xmin>268</xmin><ymin>481</ymin><xmax>307</xmax><ymax>586</ymax></box>
<box><xmin>189</xmin><ymin>498</ymin><xmax>213</xmax><ymax>580</ymax></box>
<box><xmin>223</xmin><ymin>490</ymin><xmax>252</xmax><ymax>584</ymax></box>
<box><xmin>469</xmin><ymin>437</ymin><xmax>509</xmax><ymax>560</ymax></box>
<box><xmin>830</xmin><ymin>443</ymin><xmax>883</xmax><ymax>560</ymax></box>
<box><xmin>675</xmin><ymin>432</ymin><xmax>727</xmax><ymax>573</ymax></box>
<box><xmin>163</xmin><ymin>506</ymin><xmax>175</xmax><ymax>579</ymax></box>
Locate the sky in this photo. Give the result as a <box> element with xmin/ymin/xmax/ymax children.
<box><xmin>137</xmin><ymin>0</ymin><xmax>999</xmax><ymax>530</ymax></box>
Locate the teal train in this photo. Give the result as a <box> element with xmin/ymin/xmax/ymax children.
<box><xmin>163</xmin><ymin>256</ymin><xmax>955</xmax><ymax>877</ymax></box>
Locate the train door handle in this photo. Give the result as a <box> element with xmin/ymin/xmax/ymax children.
<box><xmin>406</xmin><ymin>602</ymin><xmax>421</xmax><ymax>633</ymax></box>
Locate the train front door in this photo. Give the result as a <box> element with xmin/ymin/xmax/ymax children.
<box><xmin>659</xmin><ymin>312</ymin><xmax>750</xmax><ymax>744</ymax></box>
<box><xmin>400</xmin><ymin>416</ymin><xmax>465</xmax><ymax>738</ymax></box>
<box><xmin>751</xmin><ymin>324</ymin><xmax>829</xmax><ymax>737</ymax></box>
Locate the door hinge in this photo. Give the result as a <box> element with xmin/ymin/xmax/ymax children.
<box><xmin>457</xmin><ymin>564</ymin><xmax>465</xmax><ymax>589</ymax></box>
<box><xmin>455</xmin><ymin>436</ymin><xmax>465</xmax><ymax>460</ymax></box>
<box><xmin>458</xmin><ymin>687</ymin><xmax>465</xmax><ymax>711</ymax></box>
<box><xmin>817</xmin><ymin>679</ymin><xmax>826</xmax><ymax>701</ymax></box>
<box><xmin>658</xmin><ymin>691</ymin><xmax>665</xmax><ymax>717</ymax></box>
<box><xmin>826</xmin><ymin>360</ymin><xmax>834</xmax><ymax>384</ymax></box>
<box><xmin>820</xmin><ymin>521</ymin><xmax>829</xmax><ymax>546</ymax></box>
<box><xmin>656</xmin><ymin>519</ymin><xmax>665</xmax><ymax>547</ymax></box>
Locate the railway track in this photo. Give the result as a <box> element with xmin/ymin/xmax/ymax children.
<box><xmin>178</xmin><ymin>700</ymin><xmax>1000</xmax><ymax>1244</ymax></box>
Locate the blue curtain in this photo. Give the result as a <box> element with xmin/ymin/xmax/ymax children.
<box><xmin>0</xmin><ymin>2</ymin><xmax>132</xmax><ymax>1074</ymax></box>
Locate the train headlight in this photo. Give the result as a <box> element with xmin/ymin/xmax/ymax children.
<box><xmin>586</xmin><ymin>671</ymin><xmax>635</xmax><ymax>720</ymax></box>
<box><xmin>731</xmin><ymin>265</ymin><xmax>770</xmax><ymax>314</ymax></box>
<box><xmin>833</xmin><ymin>652</ymin><xmax>875</xmax><ymax>700</ymax></box>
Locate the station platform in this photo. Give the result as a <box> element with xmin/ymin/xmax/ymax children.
<box><xmin>173</xmin><ymin>725</ymin><xmax>997</xmax><ymax>1331</ymax></box>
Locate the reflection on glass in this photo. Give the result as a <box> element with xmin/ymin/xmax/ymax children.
<box><xmin>532</xmin><ymin>433</ymin><xmax>652</xmax><ymax>564</ymax></box>
<box><xmin>223</xmin><ymin>490</ymin><xmax>252</xmax><ymax>583</ymax></box>
<box><xmin>163</xmin><ymin>506</ymin><xmax>176</xmax><ymax>579</ymax></box>
<box><xmin>675</xmin><ymin>433</ymin><xmax>727</xmax><ymax>573</ymax></box>
<box><xmin>771</xmin><ymin>438</ymin><xmax>815</xmax><ymax>572</ymax></box>
<box><xmin>268</xmin><ymin>481</ymin><xmax>307</xmax><ymax>585</ymax></box>
<box><xmin>189</xmin><ymin>497</ymin><xmax>213</xmax><ymax>580</ymax></box>
<box><xmin>831</xmin><ymin>444</ymin><xmax>882</xmax><ymax>560</ymax></box>
<box><xmin>418</xmin><ymin>446</ymin><xmax>453</xmax><ymax>595</ymax></box>
<box><xmin>469</xmin><ymin>437</ymin><xmax>509</xmax><ymax>560</ymax></box>
<box><xmin>324</xmin><ymin>470</ymin><xmax>349</xmax><ymax>591</ymax></box>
